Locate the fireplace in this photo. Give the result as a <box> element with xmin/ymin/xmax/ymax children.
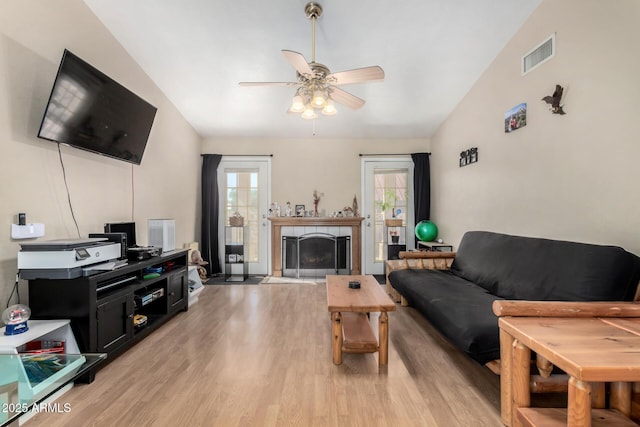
<box><xmin>282</xmin><ymin>233</ymin><xmax>350</xmax><ymax>278</ymax></box>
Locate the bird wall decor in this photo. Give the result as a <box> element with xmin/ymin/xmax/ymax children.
<box><xmin>542</xmin><ymin>84</ymin><xmax>566</xmax><ymax>115</ymax></box>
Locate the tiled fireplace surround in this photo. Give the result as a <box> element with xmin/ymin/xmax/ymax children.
<box><xmin>268</xmin><ymin>217</ymin><xmax>364</xmax><ymax>277</ymax></box>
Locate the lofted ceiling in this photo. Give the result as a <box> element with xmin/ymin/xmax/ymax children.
<box><xmin>83</xmin><ymin>0</ymin><xmax>541</xmax><ymax>139</ymax></box>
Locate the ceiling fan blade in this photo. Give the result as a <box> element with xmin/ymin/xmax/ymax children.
<box><xmin>330</xmin><ymin>87</ymin><xmax>365</xmax><ymax>110</ymax></box>
<box><xmin>239</xmin><ymin>82</ymin><xmax>298</xmax><ymax>87</ymax></box>
<box><xmin>328</xmin><ymin>66</ymin><xmax>385</xmax><ymax>85</ymax></box>
<box><xmin>282</xmin><ymin>50</ymin><xmax>313</xmax><ymax>76</ymax></box>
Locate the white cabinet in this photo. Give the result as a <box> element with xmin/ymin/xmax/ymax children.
<box><xmin>0</xmin><ymin>320</ymin><xmax>83</xmax><ymax>407</ymax></box>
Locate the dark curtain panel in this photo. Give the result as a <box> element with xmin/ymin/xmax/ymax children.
<box><xmin>411</xmin><ymin>153</ymin><xmax>431</xmax><ymax>223</ymax></box>
<box><xmin>201</xmin><ymin>154</ymin><xmax>223</xmax><ymax>275</ymax></box>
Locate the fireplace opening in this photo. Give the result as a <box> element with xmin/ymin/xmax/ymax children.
<box><xmin>282</xmin><ymin>233</ymin><xmax>350</xmax><ymax>278</ymax></box>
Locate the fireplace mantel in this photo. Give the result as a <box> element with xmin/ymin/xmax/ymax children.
<box><xmin>268</xmin><ymin>217</ymin><xmax>364</xmax><ymax>277</ymax></box>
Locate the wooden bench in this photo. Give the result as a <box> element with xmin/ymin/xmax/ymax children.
<box><xmin>341</xmin><ymin>312</ymin><xmax>378</xmax><ymax>353</ymax></box>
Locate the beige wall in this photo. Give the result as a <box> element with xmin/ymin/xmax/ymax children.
<box><xmin>202</xmin><ymin>137</ymin><xmax>429</xmax><ymax>215</ymax></box>
<box><xmin>430</xmin><ymin>0</ymin><xmax>640</xmax><ymax>255</ymax></box>
<box><xmin>0</xmin><ymin>0</ymin><xmax>202</xmax><ymax>306</ymax></box>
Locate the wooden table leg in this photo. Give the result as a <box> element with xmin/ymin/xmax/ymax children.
<box><xmin>591</xmin><ymin>382</ymin><xmax>605</xmax><ymax>409</ymax></box>
<box><xmin>568</xmin><ymin>377</ymin><xmax>591</xmax><ymax>427</ymax></box>
<box><xmin>378</xmin><ymin>311</ymin><xmax>389</xmax><ymax>366</ymax></box>
<box><xmin>500</xmin><ymin>328</ymin><xmax>515</xmax><ymax>426</ymax></box>
<box><xmin>512</xmin><ymin>339</ymin><xmax>531</xmax><ymax>427</ymax></box>
<box><xmin>331</xmin><ymin>312</ymin><xmax>343</xmax><ymax>365</ymax></box>
<box><xmin>610</xmin><ymin>381</ymin><xmax>631</xmax><ymax>417</ymax></box>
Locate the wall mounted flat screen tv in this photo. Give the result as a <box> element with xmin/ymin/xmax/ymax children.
<box><xmin>37</xmin><ymin>49</ymin><xmax>157</xmax><ymax>165</ymax></box>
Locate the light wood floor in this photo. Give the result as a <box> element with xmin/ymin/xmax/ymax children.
<box><xmin>28</xmin><ymin>283</ymin><xmax>504</xmax><ymax>426</ymax></box>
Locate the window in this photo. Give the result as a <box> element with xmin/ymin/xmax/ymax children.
<box><xmin>225</xmin><ymin>170</ymin><xmax>259</xmax><ymax>263</ymax></box>
<box><xmin>373</xmin><ymin>169</ymin><xmax>408</xmax><ymax>262</ymax></box>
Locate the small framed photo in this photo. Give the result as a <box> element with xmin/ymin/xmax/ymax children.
<box><xmin>228</xmin><ymin>254</ymin><xmax>237</xmax><ymax>262</ymax></box>
<box><xmin>295</xmin><ymin>205</ymin><xmax>305</xmax><ymax>216</ymax></box>
<box><xmin>505</xmin><ymin>102</ymin><xmax>527</xmax><ymax>133</ymax></box>
<box><xmin>469</xmin><ymin>147</ymin><xmax>478</xmax><ymax>163</ymax></box>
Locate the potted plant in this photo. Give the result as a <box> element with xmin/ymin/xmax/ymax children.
<box><xmin>378</xmin><ymin>190</ymin><xmax>403</xmax><ymax>226</ymax></box>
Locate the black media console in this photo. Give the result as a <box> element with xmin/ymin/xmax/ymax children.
<box><xmin>27</xmin><ymin>249</ymin><xmax>189</xmax><ymax>380</ymax></box>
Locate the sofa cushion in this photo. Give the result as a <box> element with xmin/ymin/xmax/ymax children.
<box><xmin>389</xmin><ymin>268</ymin><xmax>501</xmax><ymax>364</ymax></box>
<box><xmin>450</xmin><ymin>231</ymin><xmax>640</xmax><ymax>301</ymax></box>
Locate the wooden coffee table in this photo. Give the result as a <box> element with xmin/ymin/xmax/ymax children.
<box><xmin>326</xmin><ymin>275</ymin><xmax>396</xmax><ymax>366</ymax></box>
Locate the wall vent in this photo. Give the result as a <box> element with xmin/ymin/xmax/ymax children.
<box><xmin>522</xmin><ymin>33</ymin><xmax>555</xmax><ymax>75</ymax></box>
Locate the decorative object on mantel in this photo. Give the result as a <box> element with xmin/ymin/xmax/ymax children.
<box><xmin>285</xmin><ymin>202</ymin><xmax>292</xmax><ymax>217</ymax></box>
<box><xmin>541</xmin><ymin>84</ymin><xmax>566</xmax><ymax>115</ymax></box>
<box><xmin>295</xmin><ymin>204</ymin><xmax>305</xmax><ymax>217</ymax></box>
<box><xmin>504</xmin><ymin>102</ymin><xmax>527</xmax><ymax>133</ymax></box>
<box><xmin>238</xmin><ymin>2</ymin><xmax>385</xmax><ymax>120</ymax></box>
<box><xmin>313</xmin><ymin>190</ymin><xmax>324</xmax><ymax>217</ymax></box>
<box><xmin>352</xmin><ymin>194</ymin><xmax>359</xmax><ymax>217</ymax></box>
<box><xmin>459</xmin><ymin>147</ymin><xmax>478</xmax><ymax>167</ymax></box>
<box><xmin>230</xmin><ymin>212</ymin><xmax>244</xmax><ymax>226</ymax></box>
<box><xmin>269</xmin><ymin>202</ymin><xmax>281</xmax><ymax>217</ymax></box>
<box><xmin>342</xmin><ymin>207</ymin><xmax>355</xmax><ymax>217</ymax></box>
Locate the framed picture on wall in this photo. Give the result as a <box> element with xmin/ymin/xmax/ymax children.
<box><xmin>504</xmin><ymin>102</ymin><xmax>527</xmax><ymax>133</ymax></box>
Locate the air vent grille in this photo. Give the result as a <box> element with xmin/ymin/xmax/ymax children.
<box><xmin>522</xmin><ymin>34</ymin><xmax>555</xmax><ymax>75</ymax></box>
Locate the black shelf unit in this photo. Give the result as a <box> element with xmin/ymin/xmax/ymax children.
<box><xmin>27</xmin><ymin>250</ymin><xmax>189</xmax><ymax>380</ymax></box>
<box><xmin>386</xmin><ymin>225</ymin><xmax>407</xmax><ymax>261</ymax></box>
<box><xmin>225</xmin><ymin>226</ymin><xmax>248</xmax><ymax>282</ymax></box>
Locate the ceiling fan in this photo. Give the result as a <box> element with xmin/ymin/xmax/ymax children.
<box><xmin>239</xmin><ymin>2</ymin><xmax>385</xmax><ymax>119</ymax></box>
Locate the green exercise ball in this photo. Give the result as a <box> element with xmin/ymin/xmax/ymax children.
<box><xmin>415</xmin><ymin>220</ymin><xmax>438</xmax><ymax>242</ymax></box>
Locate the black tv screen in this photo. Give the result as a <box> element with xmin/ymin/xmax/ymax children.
<box><xmin>37</xmin><ymin>50</ymin><xmax>157</xmax><ymax>165</ymax></box>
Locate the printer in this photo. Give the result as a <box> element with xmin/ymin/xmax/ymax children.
<box><xmin>18</xmin><ymin>238</ymin><xmax>122</xmax><ymax>280</ymax></box>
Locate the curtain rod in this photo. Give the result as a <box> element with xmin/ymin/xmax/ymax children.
<box><xmin>358</xmin><ymin>153</ymin><xmax>430</xmax><ymax>157</ymax></box>
<box><xmin>201</xmin><ymin>154</ymin><xmax>273</xmax><ymax>157</ymax></box>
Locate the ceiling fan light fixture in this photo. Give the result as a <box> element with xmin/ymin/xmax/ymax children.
<box><xmin>301</xmin><ymin>105</ymin><xmax>317</xmax><ymax>120</ymax></box>
<box><xmin>290</xmin><ymin>95</ymin><xmax>305</xmax><ymax>113</ymax></box>
<box><xmin>312</xmin><ymin>89</ymin><xmax>327</xmax><ymax>108</ymax></box>
<box><xmin>239</xmin><ymin>2</ymin><xmax>384</xmax><ymax>122</ymax></box>
<box><xmin>321</xmin><ymin>98</ymin><xmax>337</xmax><ymax>116</ymax></box>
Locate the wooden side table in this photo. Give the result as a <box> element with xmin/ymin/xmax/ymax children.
<box><xmin>417</xmin><ymin>241</ymin><xmax>453</xmax><ymax>252</ymax></box>
<box><xmin>499</xmin><ymin>315</ymin><xmax>640</xmax><ymax>426</ymax></box>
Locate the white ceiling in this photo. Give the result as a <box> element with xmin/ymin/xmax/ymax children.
<box><xmin>83</xmin><ymin>0</ymin><xmax>541</xmax><ymax>140</ymax></box>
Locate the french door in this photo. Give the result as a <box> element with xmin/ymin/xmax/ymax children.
<box><xmin>362</xmin><ymin>158</ymin><xmax>415</xmax><ymax>275</ymax></box>
<box><xmin>217</xmin><ymin>157</ymin><xmax>271</xmax><ymax>275</ymax></box>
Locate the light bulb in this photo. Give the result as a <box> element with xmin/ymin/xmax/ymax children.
<box><xmin>322</xmin><ymin>99</ymin><xmax>337</xmax><ymax>116</ymax></box>
<box><xmin>301</xmin><ymin>105</ymin><xmax>317</xmax><ymax>120</ymax></box>
<box><xmin>312</xmin><ymin>90</ymin><xmax>327</xmax><ymax>108</ymax></box>
<box><xmin>290</xmin><ymin>95</ymin><xmax>305</xmax><ymax>113</ymax></box>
